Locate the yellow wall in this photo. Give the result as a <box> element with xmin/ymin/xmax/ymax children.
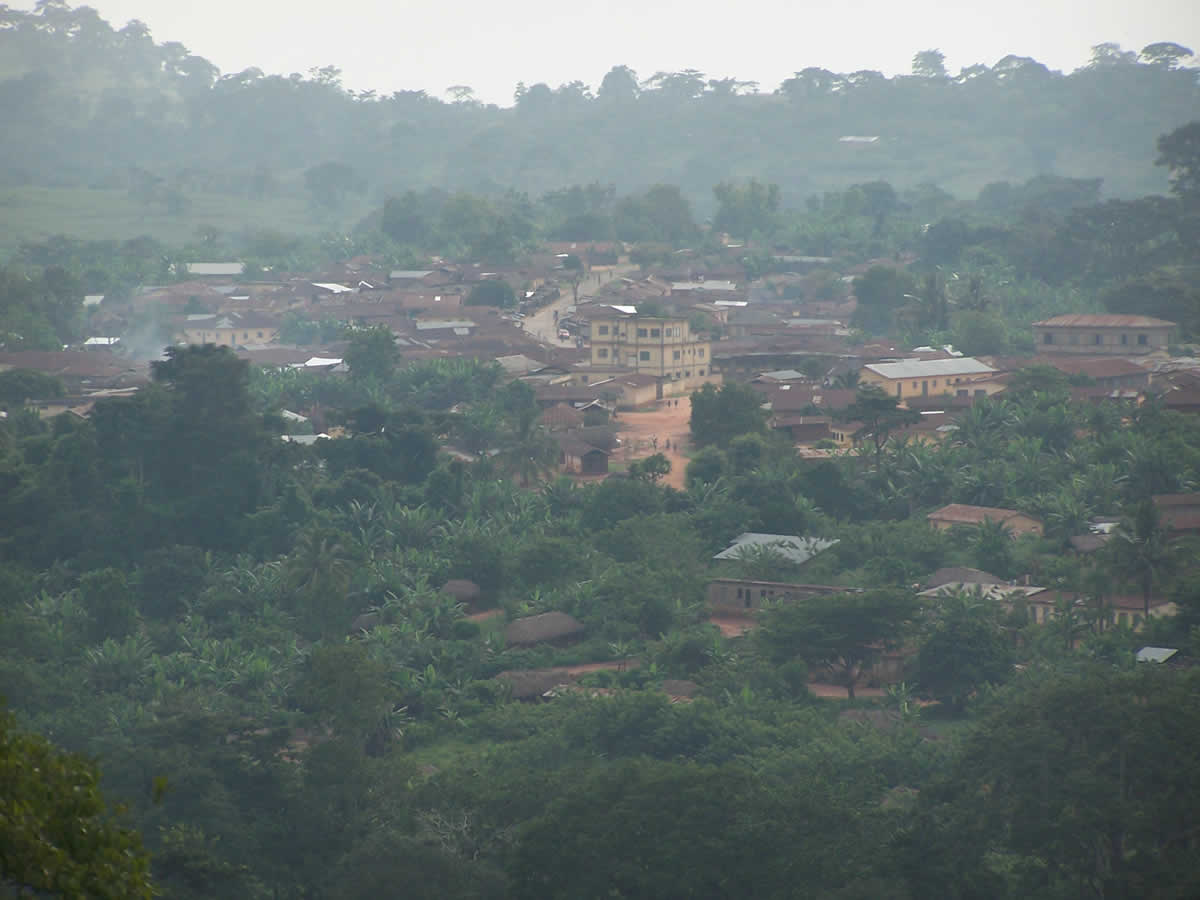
<box><xmin>589</xmin><ymin>316</ymin><xmax>712</xmax><ymax>379</ymax></box>
<box><xmin>180</xmin><ymin>326</ymin><xmax>280</xmax><ymax>347</ymax></box>
<box><xmin>859</xmin><ymin>370</ymin><xmax>1004</xmax><ymax>403</ymax></box>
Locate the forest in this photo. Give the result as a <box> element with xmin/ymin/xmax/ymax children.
<box><xmin>4</xmin><ymin>4</ymin><xmax>1200</xmax><ymax>900</ymax></box>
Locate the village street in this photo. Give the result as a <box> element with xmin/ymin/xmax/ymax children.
<box><xmin>521</xmin><ymin>264</ymin><xmax>637</xmax><ymax>347</ymax></box>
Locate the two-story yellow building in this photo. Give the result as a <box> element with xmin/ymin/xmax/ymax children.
<box><xmin>177</xmin><ymin>313</ymin><xmax>281</xmax><ymax>348</ymax></box>
<box><xmin>589</xmin><ymin>313</ymin><xmax>712</xmax><ymax>380</ymax></box>
<box><xmin>859</xmin><ymin>357</ymin><xmax>1000</xmax><ymax>403</ymax></box>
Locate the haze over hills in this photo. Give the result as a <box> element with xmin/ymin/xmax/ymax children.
<box><xmin>0</xmin><ymin>1</ymin><xmax>1197</xmax><ymax>248</ymax></box>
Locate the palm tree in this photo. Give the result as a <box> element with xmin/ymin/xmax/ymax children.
<box><xmin>1108</xmin><ymin>500</ymin><xmax>1180</xmax><ymax>620</ymax></box>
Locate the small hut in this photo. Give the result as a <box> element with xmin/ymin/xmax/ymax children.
<box><xmin>495</xmin><ymin>669</ymin><xmax>572</xmax><ymax>701</ymax></box>
<box><xmin>504</xmin><ymin>611</ymin><xmax>585</xmax><ymax>647</ymax></box>
<box><xmin>440</xmin><ymin>579</ymin><xmax>483</xmax><ymax>610</ymax></box>
<box><xmin>539</xmin><ymin>403</ymin><xmax>585</xmax><ymax>432</ymax></box>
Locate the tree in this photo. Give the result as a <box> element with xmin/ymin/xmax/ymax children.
<box><xmin>851</xmin><ymin>265</ymin><xmax>914</xmax><ymax>333</ymax></box>
<box><xmin>905</xmin><ymin>667</ymin><xmax>1200</xmax><ymax>899</ymax></box>
<box><xmin>597</xmin><ymin>65</ymin><xmax>639</xmax><ymax>103</ymax></box>
<box><xmin>303</xmin><ymin>161</ymin><xmax>365</xmax><ymax>208</ymax></box>
<box><xmin>757</xmin><ymin>589</ymin><xmax>918</xmax><ymax>699</ymax></box>
<box><xmin>345</xmin><ymin>325</ymin><xmax>399</xmax><ymax>382</ymax></box>
<box><xmin>465</xmin><ymin>279</ymin><xmax>516</xmax><ymax>308</ymax></box>
<box><xmin>1107</xmin><ymin>499</ymin><xmax>1181</xmax><ymax>619</ymax></box>
<box><xmin>689</xmin><ymin>382</ymin><xmax>768</xmax><ymax>448</ymax></box>
<box><xmin>712</xmin><ymin>179</ymin><xmax>780</xmax><ymax>238</ymax></box>
<box><xmin>916</xmin><ymin>587</ymin><xmax>1013</xmax><ymax>711</ymax></box>
<box><xmin>912</xmin><ymin>49</ymin><xmax>947</xmax><ymax>79</ymax></box>
<box><xmin>1139</xmin><ymin>42</ymin><xmax>1194</xmax><ymax>69</ymax></box>
<box><xmin>0</xmin><ymin>707</ymin><xmax>153</xmax><ymax>899</ymax></box>
<box><xmin>839</xmin><ymin>385</ymin><xmax>920</xmax><ymax>464</ymax></box>
<box><xmin>0</xmin><ymin>369</ymin><xmax>64</xmax><ymax>408</ymax></box>
<box><xmin>628</xmin><ymin>452</ymin><xmax>671</xmax><ymax>483</ymax></box>
<box><xmin>381</xmin><ymin>191</ymin><xmax>431</xmax><ymax>245</ymax></box>
<box><xmin>1156</xmin><ymin>121</ymin><xmax>1200</xmax><ymax>202</ymax></box>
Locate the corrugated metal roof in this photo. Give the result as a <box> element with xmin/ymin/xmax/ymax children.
<box><xmin>186</xmin><ymin>262</ymin><xmax>244</xmax><ymax>276</ymax></box>
<box><xmin>714</xmin><ymin>533</ymin><xmax>838</xmax><ymax>565</ymax></box>
<box><xmin>1136</xmin><ymin>647</ymin><xmax>1178</xmax><ymax>663</ymax></box>
<box><xmin>389</xmin><ymin>270</ymin><xmax>435</xmax><ymax>279</ymax></box>
<box><xmin>1033</xmin><ymin>314</ymin><xmax>1176</xmax><ymax>328</ymax></box>
<box><xmin>863</xmin><ymin>358</ymin><xmax>995</xmax><ymax>379</ymax></box>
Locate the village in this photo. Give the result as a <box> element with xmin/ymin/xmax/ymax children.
<box><xmin>6</xmin><ymin>239</ymin><xmax>1196</xmax><ymax>701</ymax></box>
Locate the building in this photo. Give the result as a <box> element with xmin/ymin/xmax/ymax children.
<box><xmin>859</xmin><ymin>358</ymin><xmax>1000</xmax><ymax>402</ymax></box>
<box><xmin>177</xmin><ymin>312</ymin><xmax>281</xmax><ymax>347</ymax></box>
<box><xmin>707</xmin><ymin>578</ymin><xmax>848</xmax><ymax>614</ymax></box>
<box><xmin>556</xmin><ymin>433</ymin><xmax>610</xmax><ymax>475</ymax></box>
<box><xmin>184</xmin><ymin>262</ymin><xmax>244</xmax><ymax>279</ymax></box>
<box><xmin>1033</xmin><ymin>314</ymin><xmax>1174</xmax><ymax>355</ymax></box>
<box><xmin>1153</xmin><ymin>494</ymin><xmax>1200</xmax><ymax>533</ymax></box>
<box><xmin>504</xmin><ymin>611</ymin><xmax>585</xmax><ymax>647</ymax></box>
<box><xmin>927</xmin><ymin>504</ymin><xmax>1044</xmax><ymax>537</ymax></box>
<box><xmin>713</xmin><ymin>533</ymin><xmax>839</xmax><ymax>566</ymax></box>
<box><xmin>588</xmin><ymin>312</ymin><xmax>712</xmax><ymax>382</ymax></box>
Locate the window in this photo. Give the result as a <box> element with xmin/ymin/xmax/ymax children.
<box><xmin>699</xmin><ymin>369</ymin><xmax>705</xmax><ymax>376</ymax></box>
<box><xmin>1068</xmin><ymin>333</ymin><xmax>1078</xmax><ymax>345</ymax></box>
<box><xmin>1043</xmin><ymin>333</ymin><xmax>1054</xmax><ymax>344</ymax></box>
<box><xmin>685</xmin><ymin>370</ymin><xmax>691</xmax><ymax>377</ymax></box>
<box><xmin>637</xmin><ymin>327</ymin><xmax>648</xmax><ymax>338</ymax></box>
<box><xmin>650</xmin><ymin>328</ymin><xmax>660</xmax><ymax>338</ymax></box>
<box><xmin>598</xmin><ymin>348</ymin><xmax>608</xmax><ymax>358</ymax></box>
<box><xmin>257</xmin><ymin>331</ymin><xmax>264</xmax><ymax>338</ymax></box>
<box><xmin>1137</xmin><ymin>334</ymin><xmax>1148</xmax><ymax>345</ymax></box>
<box><xmin>931</xmin><ymin>380</ymin><xmax>937</xmax><ymax>388</ymax></box>
<box><xmin>1120</xmin><ymin>333</ymin><xmax>1128</xmax><ymax>345</ymax></box>
<box><xmin>1094</xmin><ymin>334</ymin><xmax>1102</xmax><ymax>345</ymax></box>
<box><xmin>698</xmin><ymin>348</ymin><xmax>705</xmax><ymax>358</ymax></box>
<box><xmin>975</xmin><ymin>389</ymin><xmax>986</xmax><ymax>398</ymax></box>
<box><xmin>673</xmin><ymin>350</ymin><xmax>681</xmax><ymax>360</ymax></box>
<box><xmin>598</xmin><ymin>325</ymin><xmax>609</xmax><ymax>335</ymax></box>
<box><xmin>243</xmin><ymin>332</ymin><xmax>249</xmax><ymax>340</ymax></box>
<box><xmin>957</xmin><ymin>389</ymin><xmax>968</xmax><ymax>398</ymax></box>
<box><xmin>639</xmin><ymin>350</ymin><xmax>650</xmax><ymax>361</ymax></box>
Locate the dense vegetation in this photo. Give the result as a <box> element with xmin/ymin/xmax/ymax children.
<box><xmin>3</xmin><ymin>337</ymin><xmax>1200</xmax><ymax>897</ymax></box>
<box><xmin>3</xmin><ymin>5</ymin><xmax>1200</xmax><ymax>897</ymax></box>
<box><xmin>1</xmin><ymin>4</ymin><xmax>1197</xmax><ymax>229</ymax></box>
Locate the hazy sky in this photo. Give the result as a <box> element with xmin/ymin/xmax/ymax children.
<box><xmin>27</xmin><ymin>0</ymin><xmax>1200</xmax><ymax>104</ymax></box>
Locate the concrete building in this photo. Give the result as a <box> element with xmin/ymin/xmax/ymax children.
<box><xmin>588</xmin><ymin>313</ymin><xmax>713</xmax><ymax>382</ymax></box>
<box><xmin>859</xmin><ymin>358</ymin><xmax>1000</xmax><ymax>402</ymax></box>
<box><xmin>1032</xmin><ymin>314</ymin><xmax>1174</xmax><ymax>355</ymax></box>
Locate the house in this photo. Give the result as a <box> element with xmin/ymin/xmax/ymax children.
<box><xmin>556</xmin><ymin>433</ymin><xmax>610</xmax><ymax>475</ymax></box>
<box><xmin>1041</xmin><ymin>357</ymin><xmax>1151</xmax><ymax>390</ymax></box>
<box><xmin>1153</xmin><ymin>494</ymin><xmax>1200</xmax><ymax>533</ymax></box>
<box><xmin>1136</xmin><ymin>647</ymin><xmax>1179</xmax><ymax>664</ymax></box>
<box><xmin>504</xmin><ymin>611</ymin><xmax>585</xmax><ymax>647</ymax></box>
<box><xmin>185</xmin><ymin>262</ymin><xmax>244</xmax><ymax>279</ymax></box>
<box><xmin>440</xmin><ymin>579</ymin><xmax>482</xmax><ymax>609</ymax></box>
<box><xmin>922</xmin><ymin>567</ymin><xmax>1005</xmax><ymax>589</ymax></box>
<box><xmin>539</xmin><ymin>404</ymin><xmax>585</xmax><ymax>431</ymax></box>
<box><xmin>588</xmin><ymin>312</ymin><xmax>713</xmax><ymax>383</ymax></box>
<box><xmin>706</xmin><ymin>578</ymin><xmax>849</xmax><ymax>614</ymax></box>
<box><xmin>1033</xmin><ymin>314</ymin><xmax>1174</xmax><ymax>355</ymax></box>
<box><xmin>859</xmin><ymin>358</ymin><xmax>1000</xmax><ymax>403</ymax></box>
<box><xmin>713</xmin><ymin>532</ymin><xmax>839</xmax><ymax>566</ymax></box>
<box><xmin>177</xmin><ymin>312</ymin><xmax>281</xmax><ymax>347</ymax></box>
<box><xmin>494</xmin><ymin>668</ymin><xmax>573</xmax><ymax>701</ymax></box>
<box><xmin>927</xmin><ymin>504</ymin><xmax>1044</xmax><ymax>537</ymax></box>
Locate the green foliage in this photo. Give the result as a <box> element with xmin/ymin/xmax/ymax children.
<box><xmin>852</xmin><ymin>265</ymin><xmax>916</xmax><ymax>334</ymax></box>
<box><xmin>689</xmin><ymin>382</ymin><xmax>767</xmax><ymax>448</ymax></box>
<box><xmin>0</xmin><ymin>706</ymin><xmax>153</xmax><ymax>899</ymax></box>
<box><xmin>465</xmin><ymin>279</ymin><xmax>517</xmax><ymax>308</ymax></box>
<box><xmin>344</xmin><ymin>325</ymin><xmax>399</xmax><ymax>382</ymax></box>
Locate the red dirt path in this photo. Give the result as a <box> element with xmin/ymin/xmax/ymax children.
<box><xmin>612</xmin><ymin>397</ymin><xmax>693</xmax><ymax>489</ymax></box>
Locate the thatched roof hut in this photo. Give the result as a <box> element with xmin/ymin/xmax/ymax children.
<box><xmin>441</xmin><ymin>579</ymin><xmax>482</xmax><ymax>606</ymax></box>
<box><xmin>539</xmin><ymin>403</ymin><xmax>585</xmax><ymax>431</ymax></box>
<box><xmin>504</xmin><ymin>611</ymin><xmax>585</xmax><ymax>647</ymax></box>
<box><xmin>495</xmin><ymin>669</ymin><xmax>572</xmax><ymax>700</ymax></box>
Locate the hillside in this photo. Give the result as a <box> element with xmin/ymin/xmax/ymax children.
<box><xmin>0</xmin><ymin>4</ymin><xmax>1197</xmax><ymax>250</ymax></box>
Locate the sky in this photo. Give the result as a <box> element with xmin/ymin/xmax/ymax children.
<box><xmin>24</xmin><ymin>0</ymin><xmax>1200</xmax><ymax>104</ymax></box>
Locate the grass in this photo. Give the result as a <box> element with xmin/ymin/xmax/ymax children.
<box><xmin>0</xmin><ymin>186</ymin><xmax>372</xmax><ymax>257</ymax></box>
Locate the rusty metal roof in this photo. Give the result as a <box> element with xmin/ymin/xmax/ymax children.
<box><xmin>1032</xmin><ymin>314</ymin><xmax>1176</xmax><ymax>328</ymax></box>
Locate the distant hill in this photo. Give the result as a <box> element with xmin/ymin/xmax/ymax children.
<box><xmin>0</xmin><ymin>4</ymin><xmax>1197</xmax><ymax>238</ymax></box>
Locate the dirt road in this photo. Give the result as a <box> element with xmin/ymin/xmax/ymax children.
<box><xmin>521</xmin><ymin>265</ymin><xmax>638</xmax><ymax>348</ymax></box>
<box><xmin>613</xmin><ymin>397</ymin><xmax>693</xmax><ymax>490</ymax></box>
